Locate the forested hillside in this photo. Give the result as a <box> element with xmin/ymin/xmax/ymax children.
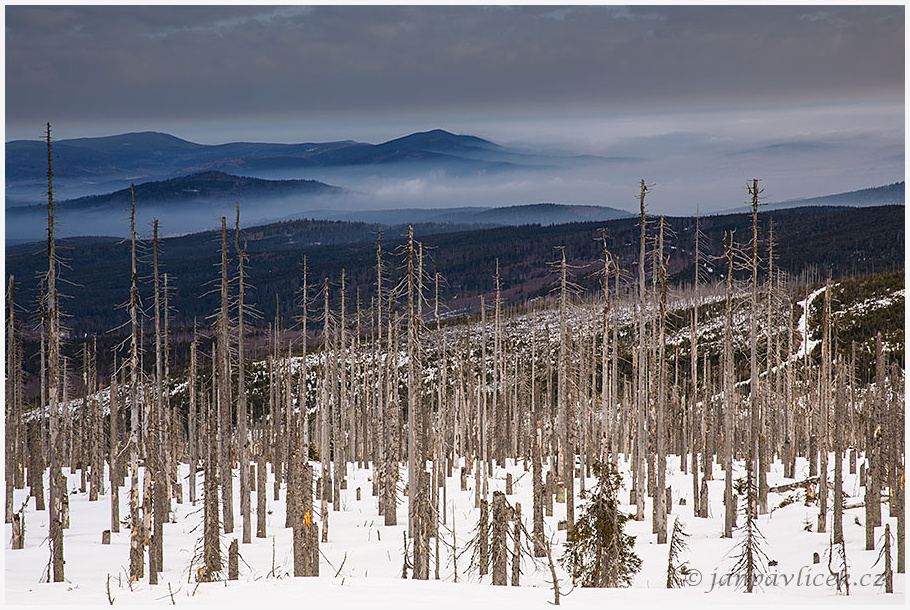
<box><xmin>6</xmin><ymin>205</ymin><xmax>903</xmax><ymax>339</ymax></box>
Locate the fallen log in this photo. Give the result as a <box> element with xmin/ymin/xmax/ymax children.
<box><xmin>769</xmin><ymin>476</ymin><xmax>819</xmax><ymax>494</ymax></box>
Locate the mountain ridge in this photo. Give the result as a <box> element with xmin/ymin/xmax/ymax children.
<box><xmin>8</xmin><ymin>170</ymin><xmax>342</xmax><ymax>213</ymax></box>
<box><xmin>5</xmin><ymin>128</ymin><xmax>518</xmax><ymax>189</ymax></box>
<box><xmin>713</xmin><ymin>182</ymin><xmax>904</xmax><ymax>214</ymax></box>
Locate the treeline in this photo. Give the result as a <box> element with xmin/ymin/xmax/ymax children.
<box><xmin>5</xmin><ymin>205</ymin><xmax>904</xmax><ymax>339</ymax></box>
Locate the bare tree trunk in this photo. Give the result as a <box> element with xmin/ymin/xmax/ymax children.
<box><xmin>204</xmin><ymin>375</ymin><xmax>222</xmax><ymax>579</ymax></box>
<box><xmin>45</xmin><ymin>123</ymin><xmax>65</xmax><ymax>583</ymax></box>
<box><xmin>494</xmin><ymin>260</ymin><xmax>505</xmax><ymax>465</ymax></box>
<box><xmin>634</xmin><ymin>179</ymin><xmax>649</xmax><ymax>521</ymax></box>
<box><xmin>531</xmin><ymin>311</ymin><xmax>546</xmax><ymax>557</ymax></box>
<box><xmin>6</xmin><ymin>276</ymin><xmax>18</xmax><ymax>524</ymax></box>
<box><xmin>491</xmin><ymin>491</ymin><xmax>508</xmax><ymax>585</ymax></box>
<box><xmin>384</xmin><ymin>290</ymin><xmax>399</xmax><ymax>526</ymax></box>
<box><xmin>723</xmin><ymin>230</ymin><xmax>736</xmax><ymax>539</ymax></box>
<box><xmin>599</xmin><ymin>230</ymin><xmax>613</xmax><ymax>464</ymax></box>
<box><xmin>817</xmin><ymin>278</ymin><xmax>831</xmax><ymax>533</ymax></box>
<box><xmin>127</xmin><ymin>184</ymin><xmax>143</xmax><ymax>582</ymax></box>
<box><xmin>189</xmin><ymin>327</ymin><xmax>198</xmax><ymax>505</ymax></box>
<box><xmin>865</xmin><ymin>334</ymin><xmax>884</xmax><ymax>550</ymax></box>
<box><xmin>479</xmin><ymin>497</ymin><xmax>489</xmax><ymax>576</ymax></box>
<box><xmin>690</xmin><ymin>212</ymin><xmax>703</xmax><ymax>514</ymax></box>
<box><xmin>320</xmin><ymin>278</ymin><xmax>332</xmax><ymax>542</ymax></box>
<box><xmin>833</xmin><ymin>358</ymin><xmax>845</xmax><ymax>547</ymax></box>
<box><xmin>256</xmin><ymin>445</ymin><xmax>267</xmax><ymax>539</ymax></box>
<box><xmin>110</xmin><ymin>361</ymin><xmax>120</xmax><ymax>532</ymax></box>
<box><xmin>512</xmin><ymin>502</ymin><xmax>522</xmax><ymax>586</ymax></box>
<box><xmin>747</xmin><ymin>179</ymin><xmax>763</xmax><ymax>522</ymax></box>
<box><xmin>557</xmin><ymin>248</ymin><xmax>575</xmax><ymax>531</ymax></box>
<box><xmin>91</xmin><ymin>340</ymin><xmax>103</xmax><ymax>503</ymax></box>
<box><xmin>406</xmin><ymin>227</ymin><xmax>429</xmax><ymax>579</ymax></box>
<box><xmin>655</xmin><ymin>217</ymin><xmax>668</xmax><ymax>544</ymax></box>
<box><xmin>150</xmin><ymin>220</ymin><xmax>165</xmax><ymax>578</ymax></box>
<box><xmin>217</xmin><ymin>218</ymin><xmax>234</xmax><ymax>534</ymax></box>
<box><xmin>235</xmin><ymin>208</ymin><xmax>251</xmax><ymax>544</ymax></box>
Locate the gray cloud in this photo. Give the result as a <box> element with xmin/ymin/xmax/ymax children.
<box><xmin>5</xmin><ymin>5</ymin><xmax>903</xmax><ymax>135</ymax></box>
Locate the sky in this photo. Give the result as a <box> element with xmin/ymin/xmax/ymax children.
<box><xmin>4</xmin><ymin>4</ymin><xmax>906</xmax><ymax>214</ymax></box>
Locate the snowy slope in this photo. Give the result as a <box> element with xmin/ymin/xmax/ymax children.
<box><xmin>5</xmin><ymin>452</ymin><xmax>904</xmax><ymax>606</ymax></box>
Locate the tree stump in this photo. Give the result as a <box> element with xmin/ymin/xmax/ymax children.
<box><xmin>12</xmin><ymin>513</ymin><xmax>24</xmax><ymax>549</ymax></box>
<box><xmin>228</xmin><ymin>539</ymin><xmax>239</xmax><ymax>580</ymax></box>
<box><xmin>555</xmin><ymin>482</ymin><xmax>566</xmax><ymax>504</ymax></box>
<box><xmin>505</xmin><ymin>473</ymin><xmax>513</xmax><ymax>495</ymax></box>
<box><xmin>101</xmin><ymin>529</ymin><xmax>110</xmax><ymax>545</ymax></box>
<box><xmin>699</xmin><ymin>478</ymin><xmax>709</xmax><ymax>518</ymax></box>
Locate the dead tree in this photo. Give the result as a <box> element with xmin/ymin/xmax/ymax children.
<box><xmin>6</xmin><ymin>276</ymin><xmax>18</xmax><ymax>524</ymax></box>
<box><xmin>406</xmin><ymin>227</ymin><xmax>430</xmax><ymax>579</ymax></box>
<box><xmin>556</xmin><ymin>248</ymin><xmax>576</xmax><ymax>532</ymax></box>
<box><xmin>217</xmin><ymin>217</ymin><xmax>234</xmax><ymax>534</ymax></box>
<box><xmin>633</xmin><ymin>179</ymin><xmax>650</xmax><ymax>521</ymax></box>
<box><xmin>691</xmin><ymin>212</ymin><xmax>703</xmax><ymax>517</ymax></box>
<box><xmin>110</xmin><ymin>359</ymin><xmax>120</xmax><ymax>532</ymax></box>
<box><xmin>188</xmin><ymin>326</ymin><xmax>198</xmax><ymax>505</ymax></box>
<box><xmin>531</xmin><ymin>310</ymin><xmax>546</xmax><ymax>557</ymax></box>
<box><xmin>865</xmin><ymin>334</ymin><xmax>884</xmax><ymax>550</ymax></box>
<box><xmin>203</xmin><ymin>363</ymin><xmax>222</xmax><ymax>580</ymax></box>
<box><xmin>126</xmin><ymin>185</ymin><xmax>144</xmax><ymax>582</ymax></box>
<box><xmin>746</xmin><ymin>179</ymin><xmax>764</xmax><ymax>521</ymax></box>
<box><xmin>45</xmin><ymin>122</ymin><xmax>65</xmax><ymax>583</ymax></box>
<box><xmin>723</xmin><ymin>230</ymin><xmax>736</xmax><ymax>539</ymax></box>
<box><xmin>236</xmin><ymin>206</ymin><xmax>252</xmax><ymax>544</ymax></box>
<box><xmin>655</xmin><ymin>217</ymin><xmax>668</xmax><ymax>544</ymax></box>
<box><xmin>817</xmin><ymin>277</ymin><xmax>831</xmax><ymax>533</ymax></box>
<box><xmin>150</xmin><ymin>219</ymin><xmax>165</xmax><ymax>580</ymax></box>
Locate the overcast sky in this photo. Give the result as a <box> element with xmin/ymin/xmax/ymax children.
<box><xmin>4</xmin><ymin>4</ymin><xmax>905</xmax><ymax>212</ymax></box>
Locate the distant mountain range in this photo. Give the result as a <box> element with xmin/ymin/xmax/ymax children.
<box><xmin>715</xmin><ymin>182</ymin><xmax>904</xmax><ymax>214</ymax></box>
<box><xmin>5</xmin><ymin>129</ymin><xmax>552</xmax><ymax>204</ymax></box>
<box><xmin>4</xmin><ymin>168</ymin><xmax>633</xmax><ymax>242</ymax></box>
<box><xmin>6</xmin><ymin>128</ymin><xmax>903</xmax><ymax>242</ymax></box>
<box><xmin>8</xmin><ymin>170</ymin><xmax>342</xmax><ymax>213</ymax></box>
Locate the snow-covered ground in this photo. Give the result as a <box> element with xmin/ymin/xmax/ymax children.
<box><xmin>5</xmin><ymin>452</ymin><xmax>904</xmax><ymax>606</ymax></box>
